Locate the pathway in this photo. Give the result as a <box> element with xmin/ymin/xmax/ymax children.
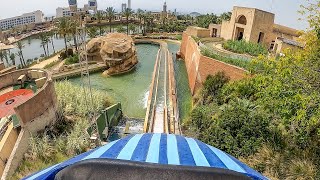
<box><xmin>30</xmin><ymin>54</ymin><xmax>60</xmax><ymax>69</ymax></box>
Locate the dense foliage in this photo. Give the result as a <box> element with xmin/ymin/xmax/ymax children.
<box><xmin>223</xmin><ymin>40</ymin><xmax>268</xmax><ymax>56</ymax></box>
<box><xmin>12</xmin><ymin>82</ymin><xmax>111</xmax><ymax>179</ymax></box>
<box><xmin>196</xmin><ymin>12</ymin><xmax>232</xmax><ymax>28</ymax></box>
<box><xmin>185</xmin><ymin>5</ymin><xmax>320</xmax><ymax>176</ymax></box>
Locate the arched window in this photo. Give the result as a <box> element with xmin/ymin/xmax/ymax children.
<box><xmin>237</xmin><ymin>15</ymin><xmax>247</xmax><ymax>25</ymax></box>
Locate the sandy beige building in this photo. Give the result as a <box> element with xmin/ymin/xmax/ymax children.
<box><xmin>186</xmin><ymin>26</ymin><xmax>211</xmax><ymax>38</ymax></box>
<box><xmin>209</xmin><ymin>6</ymin><xmax>303</xmax><ymax>53</ymax></box>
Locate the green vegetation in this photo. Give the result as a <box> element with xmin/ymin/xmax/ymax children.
<box><xmin>184</xmin><ymin>3</ymin><xmax>320</xmax><ymax>179</ymax></box>
<box><xmin>11</xmin><ymin>81</ymin><xmax>112</xmax><ymax>179</ymax></box>
<box><xmin>223</xmin><ymin>40</ymin><xmax>268</xmax><ymax>56</ymax></box>
<box><xmin>64</xmin><ymin>54</ymin><xmax>79</xmax><ymax>65</ymax></box>
<box><xmin>196</xmin><ymin>12</ymin><xmax>232</xmax><ymax>28</ymax></box>
<box><xmin>185</xmin><ymin>31</ymin><xmax>320</xmax><ymax>179</ymax></box>
<box><xmin>200</xmin><ymin>47</ymin><xmax>250</xmax><ymax>69</ymax></box>
<box><xmin>43</xmin><ymin>60</ymin><xmax>59</xmax><ymax>69</ymax></box>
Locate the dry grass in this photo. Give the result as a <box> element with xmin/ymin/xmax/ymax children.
<box><xmin>240</xmin><ymin>145</ymin><xmax>317</xmax><ymax>180</ymax></box>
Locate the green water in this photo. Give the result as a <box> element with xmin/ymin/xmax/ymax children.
<box><xmin>69</xmin><ymin>43</ymin><xmax>192</xmax><ymax>120</ymax></box>
<box><xmin>69</xmin><ymin>44</ymin><xmax>159</xmax><ymax>118</ymax></box>
<box><xmin>167</xmin><ymin>42</ymin><xmax>193</xmax><ymax>121</ymax></box>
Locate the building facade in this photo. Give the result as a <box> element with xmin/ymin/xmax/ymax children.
<box><xmin>121</xmin><ymin>3</ymin><xmax>127</xmax><ymax>12</ymax></box>
<box><xmin>209</xmin><ymin>6</ymin><xmax>302</xmax><ymax>53</ymax></box>
<box><xmin>56</xmin><ymin>5</ymin><xmax>89</xmax><ymax>18</ymax></box>
<box><xmin>0</xmin><ymin>11</ymin><xmax>44</xmax><ymax>30</ymax></box>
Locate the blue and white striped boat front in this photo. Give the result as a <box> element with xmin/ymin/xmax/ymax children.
<box><xmin>23</xmin><ymin>133</ymin><xmax>267</xmax><ymax>180</ymax></box>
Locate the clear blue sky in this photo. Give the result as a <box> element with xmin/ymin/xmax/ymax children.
<box><xmin>0</xmin><ymin>0</ymin><xmax>309</xmax><ymax>30</ymax></box>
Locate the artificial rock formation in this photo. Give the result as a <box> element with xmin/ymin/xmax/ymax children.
<box><xmin>87</xmin><ymin>33</ymin><xmax>138</xmax><ymax>75</ymax></box>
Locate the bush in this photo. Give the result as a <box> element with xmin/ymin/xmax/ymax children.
<box><xmin>64</xmin><ymin>54</ymin><xmax>79</xmax><ymax>65</ymax></box>
<box><xmin>200</xmin><ymin>71</ymin><xmax>230</xmax><ymax>105</ymax></box>
<box><xmin>201</xmin><ymin>47</ymin><xmax>251</xmax><ymax>69</ymax></box>
<box><xmin>223</xmin><ymin>40</ymin><xmax>268</xmax><ymax>56</ymax></box>
<box><xmin>204</xmin><ymin>99</ymin><xmax>271</xmax><ymax>157</ymax></box>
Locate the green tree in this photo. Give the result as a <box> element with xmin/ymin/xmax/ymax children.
<box><xmin>137</xmin><ymin>9</ymin><xmax>145</xmax><ymax>34</ymax></box>
<box><xmin>122</xmin><ymin>8</ymin><xmax>134</xmax><ymax>35</ymax></box>
<box><xmin>106</xmin><ymin>7</ymin><xmax>116</xmax><ymax>33</ymax></box>
<box><xmin>116</xmin><ymin>26</ymin><xmax>126</xmax><ymax>33</ymax></box>
<box><xmin>39</xmin><ymin>32</ymin><xmax>49</xmax><ymax>56</ymax></box>
<box><xmin>0</xmin><ymin>50</ymin><xmax>4</xmax><ymax>63</ymax></box>
<box><xmin>69</xmin><ymin>19</ymin><xmax>79</xmax><ymax>51</ymax></box>
<box><xmin>56</xmin><ymin>17</ymin><xmax>71</xmax><ymax>53</ymax></box>
<box><xmin>128</xmin><ymin>24</ymin><xmax>136</xmax><ymax>34</ymax></box>
<box><xmin>48</xmin><ymin>30</ymin><xmax>56</xmax><ymax>53</ymax></box>
<box><xmin>87</xmin><ymin>27</ymin><xmax>99</xmax><ymax>39</ymax></box>
<box><xmin>16</xmin><ymin>41</ymin><xmax>26</xmax><ymax>67</ymax></box>
<box><xmin>10</xmin><ymin>53</ymin><xmax>15</xmax><ymax>66</ymax></box>
<box><xmin>96</xmin><ymin>11</ymin><xmax>105</xmax><ymax>35</ymax></box>
<box><xmin>2</xmin><ymin>50</ymin><xmax>9</xmax><ymax>65</ymax></box>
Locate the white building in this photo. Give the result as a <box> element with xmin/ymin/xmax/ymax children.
<box><xmin>56</xmin><ymin>5</ymin><xmax>89</xmax><ymax>18</ymax></box>
<box><xmin>0</xmin><ymin>10</ymin><xmax>44</xmax><ymax>30</ymax></box>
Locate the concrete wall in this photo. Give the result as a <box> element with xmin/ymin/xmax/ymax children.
<box><xmin>0</xmin><ymin>123</ymin><xmax>18</xmax><ymax>176</ymax></box>
<box><xmin>180</xmin><ymin>32</ymin><xmax>247</xmax><ymax>94</ymax></box>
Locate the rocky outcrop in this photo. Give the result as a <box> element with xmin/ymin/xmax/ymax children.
<box><xmin>87</xmin><ymin>33</ymin><xmax>138</xmax><ymax>76</ymax></box>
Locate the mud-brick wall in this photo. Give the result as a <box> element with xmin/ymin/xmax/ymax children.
<box><xmin>180</xmin><ymin>32</ymin><xmax>247</xmax><ymax>95</ymax></box>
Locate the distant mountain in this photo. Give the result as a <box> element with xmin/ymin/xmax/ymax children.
<box><xmin>189</xmin><ymin>12</ymin><xmax>201</xmax><ymax>17</ymax></box>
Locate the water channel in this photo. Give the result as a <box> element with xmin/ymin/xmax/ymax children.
<box><xmin>4</xmin><ymin>34</ymin><xmax>192</xmax><ymax>134</ymax></box>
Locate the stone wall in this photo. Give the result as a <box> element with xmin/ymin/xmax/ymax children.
<box><xmin>180</xmin><ymin>32</ymin><xmax>247</xmax><ymax>95</ymax></box>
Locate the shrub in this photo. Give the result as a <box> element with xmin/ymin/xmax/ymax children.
<box><xmin>200</xmin><ymin>71</ymin><xmax>230</xmax><ymax>105</ymax></box>
<box><xmin>55</xmin><ymin>81</ymin><xmax>112</xmax><ymax>117</ymax></box>
<box><xmin>223</xmin><ymin>40</ymin><xmax>268</xmax><ymax>56</ymax></box>
<box><xmin>204</xmin><ymin>99</ymin><xmax>271</xmax><ymax>157</ymax></box>
<box><xmin>201</xmin><ymin>47</ymin><xmax>251</xmax><ymax>69</ymax></box>
<box><xmin>64</xmin><ymin>54</ymin><xmax>79</xmax><ymax>65</ymax></box>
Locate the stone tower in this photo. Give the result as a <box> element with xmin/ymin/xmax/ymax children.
<box><xmin>163</xmin><ymin>1</ymin><xmax>167</xmax><ymax>13</ymax></box>
<box><xmin>128</xmin><ymin>0</ymin><xmax>131</xmax><ymax>9</ymax></box>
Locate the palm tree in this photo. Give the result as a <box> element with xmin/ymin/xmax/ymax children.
<box><xmin>137</xmin><ymin>9</ymin><xmax>144</xmax><ymax>34</ymax></box>
<box><xmin>0</xmin><ymin>50</ymin><xmax>4</xmax><ymax>63</ymax></box>
<box><xmin>39</xmin><ymin>32</ymin><xmax>49</xmax><ymax>56</ymax></box>
<box><xmin>69</xmin><ymin>19</ymin><xmax>79</xmax><ymax>51</ymax></box>
<box><xmin>128</xmin><ymin>24</ymin><xmax>136</xmax><ymax>35</ymax></box>
<box><xmin>3</xmin><ymin>50</ymin><xmax>9</xmax><ymax>65</ymax></box>
<box><xmin>123</xmin><ymin>8</ymin><xmax>133</xmax><ymax>35</ymax></box>
<box><xmin>87</xmin><ymin>27</ymin><xmax>99</xmax><ymax>39</ymax></box>
<box><xmin>106</xmin><ymin>7</ymin><xmax>116</xmax><ymax>33</ymax></box>
<box><xmin>10</xmin><ymin>53</ymin><xmax>15</xmax><ymax>66</ymax></box>
<box><xmin>16</xmin><ymin>41</ymin><xmax>26</xmax><ymax>67</ymax></box>
<box><xmin>116</xmin><ymin>26</ymin><xmax>126</xmax><ymax>33</ymax></box>
<box><xmin>56</xmin><ymin>17</ymin><xmax>70</xmax><ymax>53</ymax></box>
<box><xmin>48</xmin><ymin>30</ymin><xmax>56</xmax><ymax>53</ymax></box>
<box><xmin>96</xmin><ymin>11</ymin><xmax>104</xmax><ymax>35</ymax></box>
